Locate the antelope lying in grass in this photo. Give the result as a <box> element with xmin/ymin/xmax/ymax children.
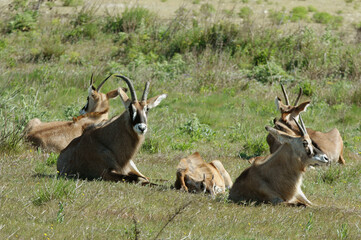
<box><xmin>174</xmin><ymin>152</ymin><xmax>233</xmax><ymax>196</ymax></box>
<box><xmin>266</xmin><ymin>84</ymin><xmax>345</xmax><ymax>164</ymax></box>
<box><xmin>229</xmin><ymin>116</ymin><xmax>329</xmax><ymax>206</ymax></box>
<box><xmin>57</xmin><ymin>75</ymin><xmax>167</xmax><ymax>183</ymax></box>
<box><xmin>25</xmin><ymin>74</ymin><xmax>123</xmax><ymax>152</ymax></box>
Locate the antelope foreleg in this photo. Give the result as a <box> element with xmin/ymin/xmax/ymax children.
<box><xmin>294</xmin><ymin>190</ymin><xmax>313</xmax><ymax>206</ymax></box>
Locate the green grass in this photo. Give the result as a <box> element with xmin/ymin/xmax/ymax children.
<box><xmin>0</xmin><ymin>0</ymin><xmax>360</xmax><ymax>239</ymax></box>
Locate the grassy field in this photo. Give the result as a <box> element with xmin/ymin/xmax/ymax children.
<box><xmin>0</xmin><ymin>0</ymin><xmax>361</xmax><ymax>239</ymax></box>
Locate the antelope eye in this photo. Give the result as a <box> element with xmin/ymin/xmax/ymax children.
<box><xmin>303</xmin><ymin>140</ymin><xmax>308</xmax><ymax>147</ymax></box>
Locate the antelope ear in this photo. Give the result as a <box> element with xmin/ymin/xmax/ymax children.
<box><xmin>275</xmin><ymin>97</ymin><xmax>287</xmax><ymax>113</ymax></box>
<box><xmin>147</xmin><ymin>94</ymin><xmax>167</xmax><ymax>109</ymax></box>
<box><xmin>294</xmin><ymin>101</ymin><xmax>311</xmax><ymax>115</ymax></box>
<box><xmin>118</xmin><ymin>87</ymin><xmax>131</xmax><ymax>108</ymax></box>
<box><xmin>106</xmin><ymin>89</ymin><xmax>118</xmax><ymax>99</ymax></box>
<box><xmin>265</xmin><ymin>125</ymin><xmax>294</xmax><ymax>144</ymax></box>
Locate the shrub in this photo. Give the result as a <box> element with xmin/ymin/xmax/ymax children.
<box><xmin>62</xmin><ymin>0</ymin><xmax>83</xmax><ymax>7</ymax></box>
<box><xmin>313</xmin><ymin>12</ymin><xmax>333</xmax><ymax>24</ymax></box>
<box><xmin>242</xmin><ymin>138</ymin><xmax>268</xmax><ymax>157</ymax></box>
<box><xmin>178</xmin><ymin>115</ymin><xmax>215</xmax><ymax>141</ymax></box>
<box><xmin>199</xmin><ymin>3</ymin><xmax>216</xmax><ymax>18</ymax></box>
<box><xmin>6</xmin><ymin>10</ymin><xmax>37</xmax><ymax>33</ymax></box>
<box><xmin>248</xmin><ymin>61</ymin><xmax>291</xmax><ymax>84</ymax></box>
<box><xmin>308</xmin><ymin>5</ymin><xmax>318</xmax><ymax>12</ymax></box>
<box><xmin>313</xmin><ymin>12</ymin><xmax>343</xmax><ymax>28</ymax></box>
<box><xmin>290</xmin><ymin>6</ymin><xmax>309</xmax><ymax>22</ymax></box>
<box><xmin>268</xmin><ymin>9</ymin><xmax>289</xmax><ymax>24</ymax></box>
<box><xmin>238</xmin><ymin>7</ymin><xmax>253</xmax><ymax>19</ymax></box>
<box><xmin>104</xmin><ymin>7</ymin><xmax>157</xmax><ymax>33</ymax></box>
<box><xmin>63</xmin><ymin>6</ymin><xmax>99</xmax><ymax>42</ymax></box>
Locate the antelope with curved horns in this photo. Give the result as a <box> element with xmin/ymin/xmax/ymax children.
<box><xmin>229</xmin><ymin>116</ymin><xmax>329</xmax><ymax>206</ymax></box>
<box><xmin>57</xmin><ymin>75</ymin><xmax>167</xmax><ymax>183</ymax></box>
<box><xmin>265</xmin><ymin>84</ymin><xmax>345</xmax><ymax>164</ymax></box>
<box><xmin>25</xmin><ymin>74</ymin><xmax>125</xmax><ymax>152</ymax></box>
<box><xmin>174</xmin><ymin>152</ymin><xmax>233</xmax><ymax>196</ymax></box>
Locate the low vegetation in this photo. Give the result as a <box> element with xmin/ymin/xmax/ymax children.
<box><xmin>0</xmin><ymin>0</ymin><xmax>360</xmax><ymax>239</ymax></box>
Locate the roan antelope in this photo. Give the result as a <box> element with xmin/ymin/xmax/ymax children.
<box><xmin>267</xmin><ymin>84</ymin><xmax>345</xmax><ymax>164</ymax></box>
<box><xmin>229</xmin><ymin>116</ymin><xmax>329</xmax><ymax>206</ymax></box>
<box><xmin>25</xmin><ymin>74</ymin><xmax>124</xmax><ymax>152</ymax></box>
<box><xmin>57</xmin><ymin>75</ymin><xmax>167</xmax><ymax>183</ymax></box>
<box><xmin>174</xmin><ymin>152</ymin><xmax>233</xmax><ymax>196</ymax></box>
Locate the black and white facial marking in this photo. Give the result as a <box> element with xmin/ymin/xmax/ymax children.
<box><xmin>128</xmin><ymin>102</ymin><xmax>148</xmax><ymax>135</ymax></box>
<box><xmin>79</xmin><ymin>86</ymin><xmax>96</xmax><ymax>115</ymax></box>
<box><xmin>303</xmin><ymin>136</ymin><xmax>329</xmax><ymax>164</ymax></box>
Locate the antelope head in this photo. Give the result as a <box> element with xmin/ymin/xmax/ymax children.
<box><xmin>116</xmin><ymin>75</ymin><xmax>167</xmax><ymax>135</ymax></box>
<box><xmin>274</xmin><ymin>84</ymin><xmax>311</xmax><ymax>130</ymax></box>
<box><xmin>266</xmin><ymin>114</ymin><xmax>329</xmax><ymax>166</ymax></box>
<box><xmin>79</xmin><ymin>74</ymin><xmax>125</xmax><ymax>115</ymax></box>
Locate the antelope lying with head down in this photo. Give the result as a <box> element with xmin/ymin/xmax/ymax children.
<box><xmin>266</xmin><ymin>84</ymin><xmax>345</xmax><ymax>164</ymax></box>
<box><xmin>57</xmin><ymin>75</ymin><xmax>167</xmax><ymax>183</ymax></box>
<box><xmin>229</xmin><ymin>116</ymin><xmax>329</xmax><ymax>206</ymax></box>
<box><xmin>174</xmin><ymin>152</ymin><xmax>233</xmax><ymax>196</ymax></box>
<box><xmin>25</xmin><ymin>74</ymin><xmax>123</xmax><ymax>152</ymax></box>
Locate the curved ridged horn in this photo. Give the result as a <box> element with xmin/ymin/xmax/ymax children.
<box><xmin>115</xmin><ymin>75</ymin><xmax>137</xmax><ymax>102</ymax></box>
<box><xmin>90</xmin><ymin>73</ymin><xmax>94</xmax><ymax>86</ymax></box>
<box><xmin>281</xmin><ymin>83</ymin><xmax>290</xmax><ymax>105</ymax></box>
<box><xmin>96</xmin><ymin>74</ymin><xmax>113</xmax><ymax>92</ymax></box>
<box><xmin>298</xmin><ymin>114</ymin><xmax>308</xmax><ymax>135</ymax></box>
<box><xmin>141</xmin><ymin>82</ymin><xmax>150</xmax><ymax>102</ymax></box>
<box><xmin>293</xmin><ymin>87</ymin><xmax>303</xmax><ymax>106</ymax></box>
<box><xmin>292</xmin><ymin>116</ymin><xmax>306</xmax><ymax>136</ymax></box>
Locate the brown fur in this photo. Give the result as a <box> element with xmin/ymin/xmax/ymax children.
<box><xmin>174</xmin><ymin>152</ymin><xmax>233</xmax><ymax>196</ymax></box>
<box><xmin>57</xmin><ymin>82</ymin><xmax>166</xmax><ymax>183</ymax></box>
<box><xmin>267</xmin><ymin>98</ymin><xmax>345</xmax><ymax>164</ymax></box>
<box><xmin>229</xmin><ymin>125</ymin><xmax>328</xmax><ymax>206</ymax></box>
<box><xmin>25</xmin><ymin>85</ymin><xmax>123</xmax><ymax>152</ymax></box>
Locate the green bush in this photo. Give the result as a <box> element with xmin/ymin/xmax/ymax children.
<box><xmin>290</xmin><ymin>6</ymin><xmax>309</xmax><ymax>22</ymax></box>
<box><xmin>104</xmin><ymin>7</ymin><xmax>157</xmax><ymax>33</ymax></box>
<box><xmin>308</xmin><ymin>5</ymin><xmax>318</xmax><ymax>12</ymax></box>
<box><xmin>63</xmin><ymin>6</ymin><xmax>99</xmax><ymax>42</ymax></box>
<box><xmin>200</xmin><ymin>3</ymin><xmax>216</xmax><ymax>18</ymax></box>
<box><xmin>62</xmin><ymin>0</ymin><xmax>83</xmax><ymax>7</ymax></box>
<box><xmin>6</xmin><ymin>10</ymin><xmax>37</xmax><ymax>33</ymax></box>
<box><xmin>313</xmin><ymin>12</ymin><xmax>343</xmax><ymax>28</ymax></box>
<box><xmin>178</xmin><ymin>115</ymin><xmax>215</xmax><ymax>142</ymax></box>
<box><xmin>268</xmin><ymin>9</ymin><xmax>289</xmax><ymax>24</ymax></box>
<box><xmin>238</xmin><ymin>7</ymin><xmax>253</xmax><ymax>19</ymax></box>
<box><xmin>248</xmin><ymin>61</ymin><xmax>291</xmax><ymax>83</ymax></box>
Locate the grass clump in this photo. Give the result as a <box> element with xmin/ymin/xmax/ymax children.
<box><xmin>248</xmin><ymin>61</ymin><xmax>291</xmax><ymax>83</ymax></box>
<box><xmin>104</xmin><ymin>7</ymin><xmax>157</xmax><ymax>33</ymax></box>
<box><xmin>4</xmin><ymin>0</ymin><xmax>38</xmax><ymax>33</ymax></box>
<box><xmin>268</xmin><ymin>9</ymin><xmax>289</xmax><ymax>24</ymax></box>
<box><xmin>238</xmin><ymin>6</ymin><xmax>253</xmax><ymax>19</ymax></box>
<box><xmin>62</xmin><ymin>0</ymin><xmax>83</xmax><ymax>7</ymax></box>
<box><xmin>32</xmin><ymin>177</ymin><xmax>77</xmax><ymax>206</ymax></box>
<box><xmin>313</xmin><ymin>12</ymin><xmax>343</xmax><ymax>29</ymax></box>
<box><xmin>178</xmin><ymin>114</ymin><xmax>215</xmax><ymax>142</ymax></box>
<box><xmin>63</xmin><ymin>6</ymin><xmax>99</xmax><ymax>43</ymax></box>
<box><xmin>290</xmin><ymin>6</ymin><xmax>309</xmax><ymax>22</ymax></box>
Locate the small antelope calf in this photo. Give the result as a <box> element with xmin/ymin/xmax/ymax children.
<box><xmin>174</xmin><ymin>152</ymin><xmax>233</xmax><ymax>196</ymax></box>
<box><xmin>57</xmin><ymin>75</ymin><xmax>166</xmax><ymax>183</ymax></box>
<box><xmin>25</xmin><ymin>74</ymin><xmax>123</xmax><ymax>152</ymax></box>
<box><xmin>229</xmin><ymin>116</ymin><xmax>329</xmax><ymax>206</ymax></box>
<box><xmin>267</xmin><ymin>84</ymin><xmax>345</xmax><ymax>164</ymax></box>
